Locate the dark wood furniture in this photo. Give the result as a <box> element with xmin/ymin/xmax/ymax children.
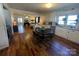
<box><xmin>33</xmin><ymin>26</ymin><xmax>55</xmax><ymax>43</ymax></box>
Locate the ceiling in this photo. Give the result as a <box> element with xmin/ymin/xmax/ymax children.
<box><xmin>7</xmin><ymin>3</ymin><xmax>79</xmax><ymax>13</ymax></box>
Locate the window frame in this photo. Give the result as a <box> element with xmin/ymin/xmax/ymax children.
<box><xmin>58</xmin><ymin>16</ymin><xmax>66</xmax><ymax>26</ymax></box>
<box><xmin>67</xmin><ymin>15</ymin><xmax>78</xmax><ymax>27</ymax></box>
<box><xmin>57</xmin><ymin>15</ymin><xmax>78</xmax><ymax>29</ymax></box>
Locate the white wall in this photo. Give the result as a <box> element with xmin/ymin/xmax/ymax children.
<box><xmin>10</xmin><ymin>8</ymin><xmax>46</xmax><ymax>26</ymax></box>
<box><xmin>10</xmin><ymin>8</ymin><xmax>40</xmax><ymax>17</ymax></box>
<box><xmin>0</xmin><ymin>4</ymin><xmax>9</xmax><ymax>49</ymax></box>
<box><xmin>46</xmin><ymin>7</ymin><xmax>79</xmax><ymax>44</ymax></box>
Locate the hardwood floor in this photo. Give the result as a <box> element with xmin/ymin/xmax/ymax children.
<box><xmin>0</xmin><ymin>26</ymin><xmax>79</xmax><ymax>56</ymax></box>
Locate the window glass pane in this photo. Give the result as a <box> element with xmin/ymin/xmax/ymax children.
<box><xmin>67</xmin><ymin>21</ymin><xmax>76</xmax><ymax>26</ymax></box>
<box><xmin>18</xmin><ymin>18</ymin><xmax>23</xmax><ymax>23</ymax></box>
<box><xmin>58</xmin><ymin>21</ymin><xmax>64</xmax><ymax>25</ymax></box>
<box><xmin>67</xmin><ymin>23</ymin><xmax>76</xmax><ymax>26</ymax></box>
<box><xmin>58</xmin><ymin>16</ymin><xmax>65</xmax><ymax>25</ymax></box>
<box><xmin>59</xmin><ymin>16</ymin><xmax>65</xmax><ymax>21</ymax></box>
<box><xmin>36</xmin><ymin>17</ymin><xmax>38</xmax><ymax>23</ymax></box>
<box><xmin>67</xmin><ymin>15</ymin><xmax>77</xmax><ymax>26</ymax></box>
<box><xmin>68</xmin><ymin>15</ymin><xmax>77</xmax><ymax>21</ymax></box>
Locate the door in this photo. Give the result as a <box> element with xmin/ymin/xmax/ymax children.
<box><xmin>3</xmin><ymin>9</ymin><xmax>13</xmax><ymax>39</ymax></box>
<box><xmin>0</xmin><ymin>4</ymin><xmax>9</xmax><ymax>49</ymax></box>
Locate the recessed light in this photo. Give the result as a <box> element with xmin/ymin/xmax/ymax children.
<box><xmin>46</xmin><ymin>3</ymin><xmax>52</xmax><ymax>8</ymax></box>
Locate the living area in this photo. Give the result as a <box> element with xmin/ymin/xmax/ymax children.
<box><xmin>0</xmin><ymin>3</ymin><xmax>79</xmax><ymax>56</ymax></box>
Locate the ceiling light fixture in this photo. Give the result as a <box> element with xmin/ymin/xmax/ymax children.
<box><xmin>46</xmin><ymin>3</ymin><xmax>52</xmax><ymax>8</ymax></box>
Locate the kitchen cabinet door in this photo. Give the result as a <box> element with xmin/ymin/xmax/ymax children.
<box><xmin>55</xmin><ymin>26</ymin><xmax>68</xmax><ymax>39</ymax></box>
<box><xmin>68</xmin><ymin>30</ymin><xmax>79</xmax><ymax>44</ymax></box>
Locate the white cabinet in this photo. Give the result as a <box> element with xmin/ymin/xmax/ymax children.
<box><xmin>55</xmin><ymin>26</ymin><xmax>68</xmax><ymax>39</ymax></box>
<box><xmin>68</xmin><ymin>30</ymin><xmax>79</xmax><ymax>44</ymax></box>
<box><xmin>55</xmin><ymin>26</ymin><xmax>79</xmax><ymax>44</ymax></box>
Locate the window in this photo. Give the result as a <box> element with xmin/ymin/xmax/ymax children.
<box><xmin>18</xmin><ymin>18</ymin><xmax>23</xmax><ymax>23</ymax></box>
<box><xmin>67</xmin><ymin>15</ymin><xmax>77</xmax><ymax>26</ymax></box>
<box><xmin>58</xmin><ymin>16</ymin><xmax>66</xmax><ymax>25</ymax></box>
<box><xmin>35</xmin><ymin>17</ymin><xmax>40</xmax><ymax>23</ymax></box>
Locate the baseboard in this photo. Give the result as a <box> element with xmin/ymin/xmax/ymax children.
<box><xmin>0</xmin><ymin>43</ymin><xmax>9</xmax><ymax>50</ymax></box>
<box><xmin>54</xmin><ymin>34</ymin><xmax>79</xmax><ymax>49</ymax></box>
